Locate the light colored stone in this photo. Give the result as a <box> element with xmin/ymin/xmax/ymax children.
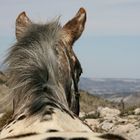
<box><xmin>129</xmin><ymin>128</ymin><xmax>140</xmax><ymax>140</ymax></box>
<box><xmin>87</xmin><ymin>111</ymin><xmax>96</xmax><ymax>116</ymax></box>
<box><xmin>81</xmin><ymin>108</ymin><xmax>140</xmax><ymax>140</ymax></box>
<box><xmin>79</xmin><ymin>112</ymin><xmax>86</xmax><ymax>118</ymax></box>
<box><xmin>100</xmin><ymin>121</ymin><xmax>114</xmax><ymax>131</ymax></box>
<box><xmin>128</xmin><ymin>115</ymin><xmax>138</xmax><ymax>119</ymax></box>
<box><xmin>117</xmin><ymin>118</ymin><xmax>128</xmax><ymax>124</ymax></box>
<box><xmin>103</xmin><ymin>116</ymin><xmax>117</xmax><ymax>123</ymax></box>
<box><xmin>110</xmin><ymin>123</ymin><xmax>136</xmax><ymax>135</ymax></box>
<box><xmin>85</xmin><ymin>119</ymin><xmax>100</xmax><ymax>131</ymax></box>
<box><xmin>97</xmin><ymin>107</ymin><xmax>120</xmax><ymax>118</ymax></box>
<box><xmin>134</xmin><ymin>108</ymin><xmax>140</xmax><ymax>115</ymax></box>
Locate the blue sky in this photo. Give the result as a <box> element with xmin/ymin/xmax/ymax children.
<box><xmin>0</xmin><ymin>0</ymin><xmax>140</xmax><ymax>78</ymax></box>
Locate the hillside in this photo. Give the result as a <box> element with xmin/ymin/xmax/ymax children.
<box><xmin>79</xmin><ymin>77</ymin><xmax>140</xmax><ymax>106</ymax></box>
<box><xmin>80</xmin><ymin>91</ymin><xmax>116</xmax><ymax>113</ymax></box>
<box><xmin>79</xmin><ymin>77</ymin><xmax>140</xmax><ymax>95</ymax></box>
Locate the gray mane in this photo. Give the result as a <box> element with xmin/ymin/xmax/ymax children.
<box><xmin>4</xmin><ymin>20</ymin><xmax>70</xmax><ymax>116</ymax></box>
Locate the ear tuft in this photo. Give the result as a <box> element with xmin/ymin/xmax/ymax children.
<box><xmin>76</xmin><ymin>8</ymin><xmax>86</xmax><ymax>17</ymax></box>
<box><xmin>16</xmin><ymin>12</ymin><xmax>28</xmax><ymax>24</ymax></box>
<box><xmin>79</xmin><ymin>7</ymin><xmax>86</xmax><ymax>14</ymax></box>
<box><xmin>16</xmin><ymin>11</ymin><xmax>31</xmax><ymax>40</ymax></box>
<box><xmin>76</xmin><ymin>8</ymin><xmax>86</xmax><ymax>22</ymax></box>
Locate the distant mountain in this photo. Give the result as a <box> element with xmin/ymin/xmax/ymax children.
<box><xmin>79</xmin><ymin>77</ymin><xmax>140</xmax><ymax>105</ymax></box>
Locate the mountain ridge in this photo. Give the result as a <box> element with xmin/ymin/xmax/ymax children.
<box><xmin>79</xmin><ymin>77</ymin><xmax>140</xmax><ymax>106</ymax></box>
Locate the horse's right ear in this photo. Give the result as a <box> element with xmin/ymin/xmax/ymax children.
<box><xmin>16</xmin><ymin>12</ymin><xmax>31</xmax><ymax>40</ymax></box>
<box><xmin>62</xmin><ymin>8</ymin><xmax>86</xmax><ymax>46</ymax></box>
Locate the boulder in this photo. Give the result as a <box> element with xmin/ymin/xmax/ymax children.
<box><xmin>134</xmin><ymin>108</ymin><xmax>140</xmax><ymax>115</ymax></box>
<box><xmin>129</xmin><ymin>128</ymin><xmax>140</xmax><ymax>140</ymax></box>
<box><xmin>79</xmin><ymin>112</ymin><xmax>86</xmax><ymax>118</ymax></box>
<box><xmin>100</xmin><ymin>121</ymin><xmax>114</xmax><ymax>131</ymax></box>
<box><xmin>85</xmin><ymin>119</ymin><xmax>100</xmax><ymax>131</ymax></box>
<box><xmin>110</xmin><ymin>123</ymin><xmax>136</xmax><ymax>135</ymax></box>
<box><xmin>97</xmin><ymin>107</ymin><xmax>120</xmax><ymax>118</ymax></box>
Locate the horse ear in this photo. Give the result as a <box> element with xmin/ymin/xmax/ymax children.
<box><xmin>63</xmin><ymin>8</ymin><xmax>86</xmax><ymax>46</ymax></box>
<box><xmin>16</xmin><ymin>12</ymin><xmax>31</xmax><ymax>40</ymax></box>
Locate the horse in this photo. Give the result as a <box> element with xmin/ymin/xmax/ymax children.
<box><xmin>0</xmin><ymin>8</ymin><xmax>128</xmax><ymax>140</ymax></box>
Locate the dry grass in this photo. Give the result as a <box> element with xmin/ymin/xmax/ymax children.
<box><xmin>80</xmin><ymin>90</ymin><xmax>117</xmax><ymax>113</ymax></box>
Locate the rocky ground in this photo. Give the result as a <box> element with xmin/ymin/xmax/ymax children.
<box><xmin>80</xmin><ymin>107</ymin><xmax>140</xmax><ymax>140</ymax></box>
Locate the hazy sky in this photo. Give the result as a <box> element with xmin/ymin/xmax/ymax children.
<box><xmin>0</xmin><ymin>0</ymin><xmax>140</xmax><ymax>78</ymax></box>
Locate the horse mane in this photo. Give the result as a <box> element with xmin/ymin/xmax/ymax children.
<box><xmin>3</xmin><ymin>19</ymin><xmax>71</xmax><ymax>116</ymax></box>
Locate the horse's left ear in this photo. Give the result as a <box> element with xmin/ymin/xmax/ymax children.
<box><xmin>16</xmin><ymin>12</ymin><xmax>32</xmax><ymax>40</ymax></box>
<box><xmin>62</xmin><ymin>8</ymin><xmax>86</xmax><ymax>46</ymax></box>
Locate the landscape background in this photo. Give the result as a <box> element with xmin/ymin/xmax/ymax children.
<box><xmin>79</xmin><ymin>77</ymin><xmax>140</xmax><ymax>106</ymax></box>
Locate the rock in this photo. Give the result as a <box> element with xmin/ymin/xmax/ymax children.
<box><xmin>103</xmin><ymin>116</ymin><xmax>117</xmax><ymax>123</ymax></box>
<box><xmin>100</xmin><ymin>121</ymin><xmax>114</xmax><ymax>131</ymax></box>
<box><xmin>85</xmin><ymin>119</ymin><xmax>100</xmax><ymax>131</ymax></box>
<box><xmin>134</xmin><ymin>108</ymin><xmax>140</xmax><ymax>115</ymax></box>
<box><xmin>83</xmin><ymin>107</ymin><xmax>139</xmax><ymax>140</ymax></box>
<box><xmin>117</xmin><ymin>118</ymin><xmax>128</xmax><ymax>124</ymax></box>
<box><xmin>97</xmin><ymin>107</ymin><xmax>120</xmax><ymax>118</ymax></box>
<box><xmin>79</xmin><ymin>112</ymin><xmax>86</xmax><ymax>118</ymax></box>
<box><xmin>110</xmin><ymin>123</ymin><xmax>136</xmax><ymax>135</ymax></box>
<box><xmin>87</xmin><ymin>111</ymin><xmax>96</xmax><ymax>116</ymax></box>
<box><xmin>129</xmin><ymin>128</ymin><xmax>140</xmax><ymax>140</ymax></box>
<box><xmin>86</xmin><ymin>111</ymin><xmax>99</xmax><ymax>119</ymax></box>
